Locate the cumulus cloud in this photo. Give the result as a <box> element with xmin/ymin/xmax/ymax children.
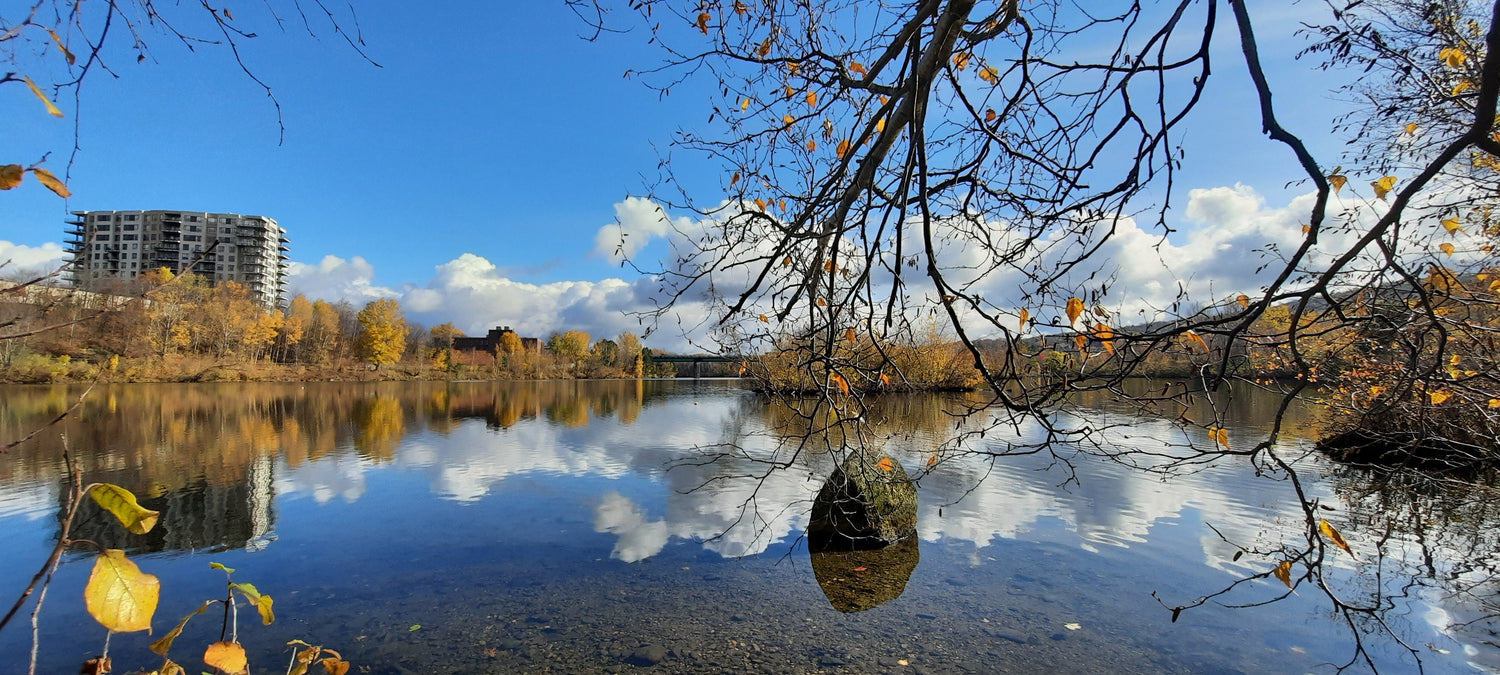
<box><xmin>0</xmin><ymin>240</ymin><xmax>68</xmax><ymax>278</ymax></box>
<box><xmin>285</xmin><ymin>255</ymin><xmax>400</xmax><ymax>304</ymax></box>
<box><xmin>277</xmin><ymin>186</ymin><xmax>1350</xmax><ymax>352</ymax></box>
<box><xmin>591</xmin><ymin>196</ymin><xmax>695</xmax><ymax>262</ymax></box>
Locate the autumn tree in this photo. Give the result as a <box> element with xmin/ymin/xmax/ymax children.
<box><xmin>354</xmin><ymin>299</ymin><xmax>407</xmax><ymax>368</ymax></box>
<box><xmin>548</xmin><ymin>330</ymin><xmax>592</xmax><ymax>368</ymax></box>
<box><xmin>618</xmin><ymin>332</ymin><xmax>644</xmax><ymax>377</ymax></box>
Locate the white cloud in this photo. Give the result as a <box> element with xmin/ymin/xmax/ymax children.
<box><xmin>591</xmin><ymin>196</ymin><xmax>692</xmax><ymax>262</ymax></box>
<box><xmin>285</xmin><ymin>255</ymin><xmax>400</xmax><ymax>305</ymax></box>
<box><xmin>274</xmin><ymin>186</ymin><xmax>1370</xmax><ymax>352</ymax></box>
<box><xmin>0</xmin><ymin>241</ymin><xmax>68</xmax><ymax>278</ymax></box>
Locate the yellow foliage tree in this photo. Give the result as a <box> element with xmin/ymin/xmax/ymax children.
<box><xmin>354</xmin><ymin>299</ymin><xmax>407</xmax><ymax>368</ymax></box>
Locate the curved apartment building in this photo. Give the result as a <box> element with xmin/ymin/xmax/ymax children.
<box><xmin>66</xmin><ymin>210</ymin><xmax>290</xmax><ymax>307</ymax></box>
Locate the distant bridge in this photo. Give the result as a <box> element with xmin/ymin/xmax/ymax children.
<box><xmin>647</xmin><ymin>353</ymin><xmax>744</xmax><ymax>378</ymax></box>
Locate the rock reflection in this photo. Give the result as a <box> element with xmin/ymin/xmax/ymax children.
<box><xmin>807</xmin><ymin>450</ymin><xmax>919</xmax><ymax>612</ymax></box>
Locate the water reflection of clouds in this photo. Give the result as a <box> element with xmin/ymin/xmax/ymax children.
<box><xmin>273</xmin><ymin>389</ymin><xmax>1329</xmax><ymax>572</ymax></box>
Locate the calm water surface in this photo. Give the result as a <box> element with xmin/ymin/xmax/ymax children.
<box><xmin>0</xmin><ymin>380</ymin><xmax>1494</xmax><ymax>674</ymax></box>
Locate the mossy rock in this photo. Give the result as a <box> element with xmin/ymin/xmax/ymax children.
<box><xmin>808</xmin><ymin>449</ymin><xmax>918</xmax><ymax>551</ymax></box>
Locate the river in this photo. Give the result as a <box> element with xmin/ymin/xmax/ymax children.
<box><xmin>0</xmin><ymin>380</ymin><xmax>1494</xmax><ymax>673</ymax></box>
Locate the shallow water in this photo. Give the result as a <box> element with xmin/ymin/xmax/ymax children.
<box><xmin>0</xmin><ymin>380</ymin><xmax>1493</xmax><ymax>674</ymax></box>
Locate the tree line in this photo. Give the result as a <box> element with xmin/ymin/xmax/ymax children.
<box><xmin>0</xmin><ymin>269</ymin><xmax>675</xmax><ymax>382</ymax></box>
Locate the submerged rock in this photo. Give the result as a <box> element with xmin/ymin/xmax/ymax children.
<box><xmin>807</xmin><ymin>449</ymin><xmax>920</xmax><ymax>612</ymax></box>
<box><xmin>810</xmin><ymin>536</ymin><xmax>920</xmax><ymax>613</ymax></box>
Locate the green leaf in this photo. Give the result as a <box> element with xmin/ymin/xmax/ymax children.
<box><xmin>209</xmin><ymin>562</ymin><xmax>235</xmax><ymax>574</ymax></box>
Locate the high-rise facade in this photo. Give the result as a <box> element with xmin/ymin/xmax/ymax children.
<box><xmin>66</xmin><ymin>210</ymin><xmax>290</xmax><ymax>307</ymax></box>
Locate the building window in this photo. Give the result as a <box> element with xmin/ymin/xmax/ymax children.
<box><xmin>123</xmin><ymin>234</ymin><xmax>137</xmax><ymax>241</ymax></box>
<box><xmin>124</xmin><ymin>215</ymin><xmax>137</xmax><ymax>221</ymax></box>
<box><xmin>123</xmin><ymin>224</ymin><xmax>136</xmax><ymax>231</ymax></box>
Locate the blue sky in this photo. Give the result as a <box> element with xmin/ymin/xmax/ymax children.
<box><xmin>1</xmin><ymin>1</ymin><xmax>1358</xmax><ymax>346</ymax></box>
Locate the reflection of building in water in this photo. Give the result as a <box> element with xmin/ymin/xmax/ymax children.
<box><xmin>67</xmin><ymin>454</ymin><xmax>276</xmax><ymax>553</ymax></box>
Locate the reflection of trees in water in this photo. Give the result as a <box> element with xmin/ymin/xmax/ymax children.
<box><xmin>1326</xmin><ymin>466</ymin><xmax>1500</xmax><ymax>666</ymax></box>
<box><xmin>1</xmin><ymin>380</ymin><xmax>668</xmax><ymax>554</ymax></box>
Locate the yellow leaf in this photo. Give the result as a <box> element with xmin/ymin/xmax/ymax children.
<box><xmin>204</xmin><ymin>641</ymin><xmax>248</xmax><ymax>673</ymax></box>
<box><xmin>844</xmin><ymin>327</ymin><xmax>856</xmax><ymax>343</ymax></box>
<box><xmin>1186</xmin><ymin>331</ymin><xmax>1209</xmax><ymax>352</ymax></box>
<box><xmin>150</xmin><ymin>601</ymin><xmax>212</xmax><ymax>656</ymax></box>
<box><xmin>733</xmin><ymin>0</ymin><xmax>748</xmax><ymax>16</ymax></box>
<box><xmin>951</xmin><ymin>52</ymin><xmax>971</xmax><ymax>70</ymax></box>
<box><xmin>849</xmin><ymin>61</ymin><xmax>866</xmax><ymax>76</ymax></box>
<box><xmin>757</xmin><ymin>37</ymin><xmax>772</xmax><ymax>57</ymax></box>
<box><xmin>231</xmin><ymin>582</ymin><xmax>275</xmax><ymax>625</ymax></box>
<box><xmin>730</xmin><ymin>171</ymin><xmax>740</xmax><ymax>186</ymax></box>
<box><xmin>836</xmin><ymin>139</ymin><xmax>851</xmax><ymax>159</ymax></box>
<box><xmin>805</xmin><ymin>91</ymin><xmax>817</xmax><ymax>106</ymax></box>
<box><xmin>817</xmin><ymin>297</ymin><xmax>828</xmax><ymax>306</ymax></box>
<box><xmin>782</xmin><ymin>255</ymin><xmax>792</xmax><ymax>267</ymax></box>
<box><xmin>880</xmin><ymin>372</ymin><xmax>891</xmax><ymax>386</ymax></box>
<box><xmin>159</xmin><ymin>659</ymin><xmax>186</xmax><ymax>675</ymax></box>
<box><xmin>806</xmin><ymin>139</ymin><xmax>817</xmax><ymax>152</ymax></box>
<box><xmin>985</xmin><ymin>108</ymin><xmax>996</xmax><ymax>123</ymax></box>
<box><xmin>754</xmin><ymin>198</ymin><xmax>768</xmax><ymax>212</ymax></box>
<box><xmin>1236</xmin><ymin>294</ymin><xmax>1250</xmax><ymax>309</ymax></box>
<box><xmin>32</xmin><ymin>167</ymin><xmax>71</xmax><ymax>198</ymax></box>
<box><xmin>1065</xmin><ymin>297</ymin><xmax>1084</xmax><ymax>325</ymax></box>
<box><xmin>1207</xmin><ymin>426</ymin><xmax>1229</xmax><ymax>449</ymax></box>
<box><xmin>778</xmin><ymin>198</ymin><xmax>786</xmax><ymax>211</ymax></box>
<box><xmin>925</xmin><ymin>453</ymin><xmax>937</xmax><ymax>468</ymax></box>
<box><xmin>23</xmin><ymin>76</ymin><xmax>63</xmax><ymax>118</ymax></box>
<box><xmin>1488</xmin><ymin>398</ymin><xmax>1499</xmax><ymax>408</ymax></box>
<box><xmin>1453</xmin><ymin>80</ymin><xmax>1472</xmax><ymax>96</ymax></box>
<box><xmin>1073</xmin><ymin>334</ymin><xmax>1088</xmax><ymax>353</ymax></box>
<box><xmin>85</xmin><ymin>549</ymin><xmax>160</xmax><ymax>633</ymax></box>
<box><xmin>1440</xmin><ymin>46</ymin><xmax>1468</xmax><ymax>68</ymax></box>
<box><xmin>1319</xmin><ymin>520</ymin><xmax>1353</xmax><ymax>556</ymax></box>
<box><xmin>784</xmin><ymin>85</ymin><xmax>795</xmax><ymax>98</ymax></box>
<box><xmin>1440</xmin><ymin>242</ymin><xmax>1455</xmax><ymax>256</ymax></box>
<box><xmin>223</xmin><ymin>7</ymin><xmax>234</xmax><ymax>20</ymax></box>
<box><xmin>740</xmin><ymin>97</ymin><xmax>750</xmax><ymax>112</ymax></box>
<box><xmin>47</xmin><ymin>29</ymin><xmax>76</xmax><ymax>65</ymax></box>
<box><xmin>1372</xmin><ymin>175</ymin><xmax>1397</xmax><ymax>201</ymax></box>
<box><xmin>320</xmin><ymin>659</ymin><xmax>350</xmax><ymax>675</ymax></box>
<box><xmin>1442</xmin><ymin>217</ymin><xmax>1463</xmax><ymax>234</ymax></box>
<box><xmin>1327</xmin><ymin>174</ymin><xmax>1347</xmax><ymax>194</ymax></box>
<box><xmin>0</xmin><ymin>164</ymin><xmax>22</xmax><ymax>190</ymax></box>
<box><xmin>877</xmin><ymin>457</ymin><xmax>895</xmax><ymax>472</ymax></box>
<box><xmin>823</xmin><ymin>259</ymin><xmax>835</xmax><ymax>272</ymax></box>
<box><xmin>1369</xmin><ymin>385</ymin><xmax>1385</xmax><ymax>397</ymax></box>
<box><xmin>89</xmin><ymin>484</ymin><xmax>160</xmax><ymax>534</ymax></box>
<box><xmin>1405</xmin><ymin>122</ymin><xmax>1418</xmax><ymax>135</ymax></box>
<box><xmin>783</xmin><ymin>114</ymin><xmax>795</xmax><ymax>125</ymax></box>
<box><xmin>758</xmin><ymin>314</ymin><xmax>769</xmax><ymax>323</ymax></box>
<box><xmin>1017</xmin><ymin>308</ymin><xmax>1029</xmax><ymax>331</ymax></box>
<box><xmin>880</xmin><ymin>95</ymin><xmax>889</xmax><ymax>105</ymax></box>
<box><xmin>978</xmin><ymin>66</ymin><xmax>999</xmax><ymax>84</ymax></box>
<box><xmin>1272</xmin><ymin>560</ymin><xmax>1293</xmax><ymax>589</ymax></box>
<box><xmin>875</xmin><ymin>118</ymin><xmax>885</xmax><ymax>133</ymax></box>
<box><xmin>1429</xmin><ymin>390</ymin><xmax>1453</xmax><ymax>405</ymax></box>
<box><xmin>695</xmin><ymin>12</ymin><xmax>710</xmax><ymax>34</ymax></box>
<box><xmin>829</xmin><ymin>371</ymin><xmax>850</xmax><ymax>395</ymax></box>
